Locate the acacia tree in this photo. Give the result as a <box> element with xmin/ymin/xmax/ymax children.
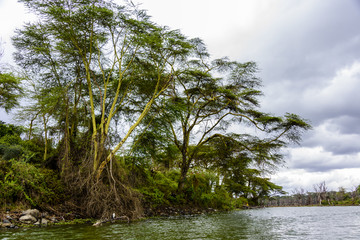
<box><xmin>191</xmin><ymin>133</ymin><xmax>286</xmax><ymax>203</ymax></box>
<box><xmin>141</xmin><ymin>39</ymin><xmax>311</xmax><ymax>190</ymax></box>
<box><xmin>13</xmin><ymin>0</ymin><xmax>193</xmax><ymax>217</ymax></box>
<box><xmin>14</xmin><ymin>0</ymin><xmax>192</xmax><ymax>177</ymax></box>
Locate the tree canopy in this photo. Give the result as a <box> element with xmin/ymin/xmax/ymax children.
<box><xmin>133</xmin><ymin>39</ymin><xmax>311</xmax><ymax>190</ymax></box>
<box><xmin>0</xmin><ymin>43</ymin><xmax>22</xmax><ymax>113</ymax></box>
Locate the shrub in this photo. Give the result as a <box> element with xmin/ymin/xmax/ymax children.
<box><xmin>0</xmin><ymin>134</ymin><xmax>22</xmax><ymax>146</ymax></box>
<box><xmin>137</xmin><ymin>170</ymin><xmax>179</xmax><ymax>207</ymax></box>
<box><xmin>1</xmin><ymin>145</ymin><xmax>24</xmax><ymax>160</ymax></box>
<box><xmin>232</xmin><ymin>197</ymin><xmax>249</xmax><ymax>208</ymax></box>
<box><xmin>0</xmin><ymin>159</ymin><xmax>65</xmax><ymax>208</ymax></box>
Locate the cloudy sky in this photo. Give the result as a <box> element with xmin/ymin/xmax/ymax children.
<box><xmin>1</xmin><ymin>0</ymin><xmax>360</xmax><ymax>192</ymax></box>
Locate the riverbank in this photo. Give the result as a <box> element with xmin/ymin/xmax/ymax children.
<box><xmin>0</xmin><ymin>208</ymin><xmax>90</xmax><ymax>229</ymax></box>
<box><xmin>0</xmin><ymin>205</ymin><xmax>222</xmax><ymax>229</ymax></box>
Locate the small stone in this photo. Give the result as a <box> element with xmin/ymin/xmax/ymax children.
<box><xmin>3</xmin><ymin>219</ymin><xmax>11</xmax><ymax>224</ymax></box>
<box><xmin>1</xmin><ymin>222</ymin><xmax>12</xmax><ymax>228</ymax></box>
<box><xmin>1</xmin><ymin>222</ymin><xmax>14</xmax><ymax>228</ymax></box>
<box><xmin>93</xmin><ymin>220</ymin><xmax>102</xmax><ymax>227</ymax></box>
<box><xmin>19</xmin><ymin>215</ymin><xmax>37</xmax><ymax>224</ymax></box>
<box><xmin>41</xmin><ymin>218</ymin><xmax>48</xmax><ymax>225</ymax></box>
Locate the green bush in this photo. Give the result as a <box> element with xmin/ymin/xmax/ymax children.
<box><xmin>135</xmin><ymin>168</ymin><xmax>235</xmax><ymax>210</ymax></box>
<box><xmin>2</xmin><ymin>145</ymin><xmax>24</xmax><ymax>160</ymax></box>
<box><xmin>0</xmin><ymin>134</ymin><xmax>22</xmax><ymax>146</ymax></box>
<box><xmin>138</xmin><ymin>187</ymin><xmax>166</xmax><ymax>207</ymax></box>
<box><xmin>137</xmin><ymin>170</ymin><xmax>179</xmax><ymax>207</ymax></box>
<box><xmin>232</xmin><ymin>197</ymin><xmax>249</xmax><ymax>208</ymax></box>
<box><xmin>0</xmin><ymin>121</ymin><xmax>23</xmax><ymax>138</ymax></box>
<box><xmin>20</xmin><ymin>138</ymin><xmax>48</xmax><ymax>164</ymax></box>
<box><xmin>0</xmin><ymin>159</ymin><xmax>65</xmax><ymax>208</ymax></box>
<box><xmin>0</xmin><ymin>123</ymin><xmax>49</xmax><ymax>165</ymax></box>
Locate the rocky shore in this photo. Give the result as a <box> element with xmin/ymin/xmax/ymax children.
<box><xmin>0</xmin><ymin>209</ymin><xmax>64</xmax><ymax>229</ymax></box>
<box><xmin>1</xmin><ymin>206</ymin><xmax>221</xmax><ymax>229</ymax></box>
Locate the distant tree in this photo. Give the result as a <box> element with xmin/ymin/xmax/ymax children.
<box><xmin>313</xmin><ymin>181</ymin><xmax>328</xmax><ymax>205</ymax></box>
<box><xmin>292</xmin><ymin>188</ymin><xmax>307</xmax><ymax>205</ymax></box>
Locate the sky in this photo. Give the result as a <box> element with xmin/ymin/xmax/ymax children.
<box><xmin>1</xmin><ymin>0</ymin><xmax>360</xmax><ymax>193</ymax></box>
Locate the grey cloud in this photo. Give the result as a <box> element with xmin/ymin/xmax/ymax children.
<box><xmin>331</xmin><ymin>116</ymin><xmax>360</xmax><ymax>135</ymax></box>
<box><xmin>288</xmin><ymin>150</ymin><xmax>360</xmax><ymax>172</ymax></box>
<box><xmin>245</xmin><ymin>1</ymin><xmax>360</xmax><ymax>162</ymax></box>
<box><xmin>265</xmin><ymin>0</ymin><xmax>360</xmax><ymax>77</ymax></box>
<box><xmin>253</xmin><ymin>1</ymin><xmax>360</xmax><ymax>121</ymax></box>
<box><xmin>300</xmin><ymin>117</ymin><xmax>360</xmax><ymax>155</ymax></box>
<box><xmin>290</xmin><ymin>158</ymin><xmax>360</xmax><ymax>172</ymax></box>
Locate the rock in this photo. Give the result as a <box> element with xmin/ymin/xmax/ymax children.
<box><xmin>1</xmin><ymin>218</ymin><xmax>15</xmax><ymax>228</ymax></box>
<box><xmin>4</xmin><ymin>223</ymin><xmax>15</xmax><ymax>228</ymax></box>
<box><xmin>93</xmin><ymin>220</ymin><xmax>102</xmax><ymax>227</ymax></box>
<box><xmin>42</xmin><ymin>212</ymin><xmax>49</xmax><ymax>218</ymax></box>
<box><xmin>41</xmin><ymin>218</ymin><xmax>48</xmax><ymax>225</ymax></box>
<box><xmin>34</xmin><ymin>220</ymin><xmax>41</xmax><ymax>226</ymax></box>
<box><xmin>1</xmin><ymin>222</ymin><xmax>12</xmax><ymax>228</ymax></box>
<box><xmin>21</xmin><ymin>209</ymin><xmax>41</xmax><ymax>219</ymax></box>
<box><xmin>3</xmin><ymin>219</ymin><xmax>11</xmax><ymax>224</ymax></box>
<box><xmin>19</xmin><ymin>215</ymin><xmax>37</xmax><ymax>224</ymax></box>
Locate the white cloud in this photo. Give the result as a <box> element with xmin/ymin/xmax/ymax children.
<box><xmin>287</xmin><ymin>146</ymin><xmax>360</xmax><ymax>171</ymax></box>
<box><xmin>272</xmin><ymin>168</ymin><xmax>360</xmax><ymax>193</ymax></box>
<box><xmin>0</xmin><ymin>1</ymin><xmax>36</xmax><ymax>65</ymax></box>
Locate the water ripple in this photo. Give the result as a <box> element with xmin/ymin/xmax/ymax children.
<box><xmin>1</xmin><ymin>206</ymin><xmax>360</xmax><ymax>239</ymax></box>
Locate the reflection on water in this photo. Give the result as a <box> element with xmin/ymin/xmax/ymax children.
<box><xmin>1</xmin><ymin>206</ymin><xmax>360</xmax><ymax>239</ymax></box>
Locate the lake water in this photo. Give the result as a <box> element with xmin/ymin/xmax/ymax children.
<box><xmin>1</xmin><ymin>206</ymin><xmax>360</xmax><ymax>239</ymax></box>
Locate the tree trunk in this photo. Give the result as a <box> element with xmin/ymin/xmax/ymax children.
<box><xmin>178</xmin><ymin>151</ymin><xmax>189</xmax><ymax>191</ymax></box>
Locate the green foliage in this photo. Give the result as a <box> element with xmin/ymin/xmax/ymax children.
<box><xmin>0</xmin><ymin>122</ymin><xmax>63</xmax><ymax>208</ymax></box>
<box><xmin>0</xmin><ymin>72</ymin><xmax>22</xmax><ymax>113</ymax></box>
<box><xmin>175</xmin><ymin>171</ymin><xmax>232</xmax><ymax>209</ymax></box>
<box><xmin>0</xmin><ymin>122</ymin><xmax>26</xmax><ymax>161</ymax></box>
<box><xmin>0</xmin><ymin>134</ymin><xmax>22</xmax><ymax>146</ymax></box>
<box><xmin>0</xmin><ymin>122</ymin><xmax>55</xmax><ymax>165</ymax></box>
<box><xmin>197</xmin><ymin>186</ymin><xmax>233</xmax><ymax>210</ymax></box>
<box><xmin>1</xmin><ymin>145</ymin><xmax>24</xmax><ymax>160</ymax></box>
<box><xmin>134</xmin><ymin>168</ymin><xmax>233</xmax><ymax>210</ymax></box>
<box><xmin>0</xmin><ymin>159</ymin><xmax>65</xmax><ymax>208</ymax></box>
<box><xmin>232</xmin><ymin>197</ymin><xmax>249</xmax><ymax>208</ymax></box>
<box><xmin>137</xmin><ymin>169</ymin><xmax>179</xmax><ymax>207</ymax></box>
<box><xmin>0</xmin><ymin>121</ymin><xmax>24</xmax><ymax>137</ymax></box>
